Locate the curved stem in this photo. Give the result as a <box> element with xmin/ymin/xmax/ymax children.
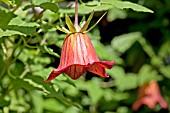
<box><xmin>74</xmin><ymin>0</ymin><xmax>79</xmax><ymax>29</ymax></box>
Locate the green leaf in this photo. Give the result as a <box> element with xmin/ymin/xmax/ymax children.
<box><xmin>107</xmin><ymin>66</ymin><xmax>125</xmax><ymax>78</ymax></box>
<box><xmin>115</xmin><ymin>73</ymin><xmax>138</xmax><ymax>91</ymax></box>
<box><xmin>0</xmin><ymin>10</ymin><xmax>15</xmax><ymax>29</ymax></box>
<box><xmin>1</xmin><ymin>0</ymin><xmax>12</xmax><ymax>6</ymax></box>
<box><xmin>32</xmin><ymin>0</ymin><xmax>51</xmax><ymax>5</ymax></box>
<box><xmin>7</xmin><ymin>25</ymin><xmax>37</xmax><ymax>36</ymax></box>
<box><xmin>104</xmin><ymin>89</ymin><xmax>129</xmax><ymax>101</ymax></box>
<box><xmin>93</xmin><ymin>4</ymin><xmax>113</xmax><ymax>11</ymax></box>
<box><xmin>75</xmin><ymin>78</ymin><xmax>103</xmax><ymax>105</ymax></box>
<box><xmin>101</xmin><ymin>0</ymin><xmax>154</xmax><ymax>13</ymax></box>
<box><xmin>80</xmin><ymin>11</ymin><xmax>94</xmax><ymax>32</ymax></box>
<box><xmin>30</xmin><ymin>91</ymin><xmax>44</xmax><ymax>113</ymax></box>
<box><xmin>92</xmin><ymin>40</ymin><xmax>118</xmax><ymax>61</ymax></box>
<box><xmin>107</xmin><ymin>7</ymin><xmax>127</xmax><ymax>22</ymax></box>
<box><xmin>8</xmin><ymin>16</ymin><xmax>39</xmax><ymax>27</ymax></box>
<box><xmin>137</xmin><ymin>65</ymin><xmax>162</xmax><ymax>86</ymax></box>
<box><xmin>40</xmin><ymin>2</ymin><xmax>59</xmax><ymax>13</ymax></box>
<box><xmin>65</xmin><ymin>14</ymin><xmax>76</xmax><ymax>32</ymax></box>
<box><xmin>54</xmin><ymin>0</ymin><xmax>64</xmax><ymax>3</ymax></box>
<box><xmin>5</xmin><ymin>16</ymin><xmax>39</xmax><ymax>36</ymax></box>
<box><xmin>44</xmin><ymin>98</ymin><xmax>65</xmax><ymax>112</ymax></box>
<box><xmin>159</xmin><ymin>65</ymin><xmax>170</xmax><ymax>79</ymax></box>
<box><xmin>85</xmin><ymin>1</ymin><xmax>99</xmax><ymax>6</ymax></box>
<box><xmin>25</xmin><ymin>74</ymin><xmax>56</xmax><ymax>93</ymax></box>
<box><xmin>111</xmin><ymin>32</ymin><xmax>142</xmax><ymax>53</ymax></box>
<box><xmin>138</xmin><ymin>37</ymin><xmax>155</xmax><ymax>58</ymax></box>
<box><xmin>14</xmin><ymin>0</ymin><xmax>22</xmax><ymax>6</ymax></box>
<box><xmin>0</xmin><ymin>28</ymin><xmax>25</xmax><ymax>38</ymax></box>
<box><xmin>158</xmin><ymin>40</ymin><xmax>170</xmax><ymax>58</ymax></box>
<box><xmin>39</xmin><ymin>45</ymin><xmax>60</xmax><ymax>58</ymax></box>
<box><xmin>9</xmin><ymin>61</ymin><xmax>25</xmax><ymax>77</ymax></box>
<box><xmin>78</xmin><ymin>5</ymin><xmax>94</xmax><ymax>14</ymax></box>
<box><xmin>0</xmin><ymin>99</ymin><xmax>10</xmax><ymax>107</ymax></box>
<box><xmin>13</xmin><ymin>78</ymin><xmax>42</xmax><ymax>91</ymax></box>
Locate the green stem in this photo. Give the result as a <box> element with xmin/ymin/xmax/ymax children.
<box><xmin>74</xmin><ymin>0</ymin><xmax>79</xmax><ymax>30</ymax></box>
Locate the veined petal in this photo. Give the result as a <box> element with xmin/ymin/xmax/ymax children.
<box><xmin>96</xmin><ymin>61</ymin><xmax>115</xmax><ymax>69</ymax></box>
<box><xmin>45</xmin><ymin>32</ymin><xmax>115</xmax><ymax>81</ymax></box>
<box><xmin>88</xmin><ymin>62</ymin><xmax>114</xmax><ymax>78</ymax></box>
<box><xmin>58</xmin><ymin>33</ymin><xmax>99</xmax><ymax>68</ymax></box>
<box><xmin>45</xmin><ymin>69</ymin><xmax>63</xmax><ymax>82</ymax></box>
<box><xmin>65</xmin><ymin>65</ymin><xmax>89</xmax><ymax>79</ymax></box>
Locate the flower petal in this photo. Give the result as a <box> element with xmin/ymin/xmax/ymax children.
<box><xmin>45</xmin><ymin>69</ymin><xmax>63</xmax><ymax>82</ymax></box>
<box><xmin>97</xmin><ymin>61</ymin><xmax>115</xmax><ymax>69</ymax></box>
<box><xmin>65</xmin><ymin>65</ymin><xmax>89</xmax><ymax>79</ymax></box>
<box><xmin>88</xmin><ymin>62</ymin><xmax>111</xmax><ymax>78</ymax></box>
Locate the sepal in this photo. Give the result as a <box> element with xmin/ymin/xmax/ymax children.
<box><xmin>65</xmin><ymin>14</ymin><xmax>77</xmax><ymax>33</ymax></box>
<box><xmin>79</xmin><ymin>11</ymin><xmax>94</xmax><ymax>33</ymax></box>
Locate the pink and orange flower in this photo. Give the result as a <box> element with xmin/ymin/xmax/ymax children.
<box><xmin>45</xmin><ymin>12</ymin><xmax>114</xmax><ymax>82</ymax></box>
<box><xmin>132</xmin><ymin>80</ymin><xmax>168</xmax><ymax>110</ymax></box>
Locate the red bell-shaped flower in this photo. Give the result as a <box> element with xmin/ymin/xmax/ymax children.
<box><xmin>132</xmin><ymin>80</ymin><xmax>168</xmax><ymax>110</ymax></box>
<box><xmin>45</xmin><ymin>33</ymin><xmax>114</xmax><ymax>82</ymax></box>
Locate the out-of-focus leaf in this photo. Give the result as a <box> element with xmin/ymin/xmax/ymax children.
<box><xmin>40</xmin><ymin>2</ymin><xmax>59</xmax><ymax>13</ymax></box>
<box><xmin>13</xmin><ymin>78</ymin><xmax>42</xmax><ymax>91</ymax></box>
<box><xmin>64</xmin><ymin>106</ymin><xmax>79</xmax><ymax>113</ymax></box>
<box><xmin>46</xmin><ymin>90</ymin><xmax>82</xmax><ymax>110</ymax></box>
<box><xmin>30</xmin><ymin>64</ymin><xmax>44</xmax><ymax>72</ymax></box>
<box><xmin>0</xmin><ymin>99</ymin><xmax>10</xmax><ymax>107</ymax></box>
<box><xmin>14</xmin><ymin>0</ymin><xmax>22</xmax><ymax>6</ymax></box>
<box><xmin>116</xmin><ymin>106</ymin><xmax>129</xmax><ymax>113</ymax></box>
<box><xmin>114</xmin><ymin>73</ymin><xmax>138</xmax><ymax>91</ymax></box>
<box><xmin>9</xmin><ymin>61</ymin><xmax>25</xmax><ymax>77</ymax></box>
<box><xmin>32</xmin><ymin>67</ymin><xmax>54</xmax><ymax>78</ymax></box>
<box><xmin>44</xmin><ymin>98</ymin><xmax>65</xmax><ymax>112</ymax></box>
<box><xmin>107</xmin><ymin>7</ymin><xmax>127</xmax><ymax>22</ymax></box>
<box><xmin>137</xmin><ymin>65</ymin><xmax>162</xmax><ymax>86</ymax></box>
<box><xmin>32</xmin><ymin>0</ymin><xmax>51</xmax><ymax>5</ymax></box>
<box><xmin>101</xmin><ymin>0</ymin><xmax>154</xmax><ymax>13</ymax></box>
<box><xmin>138</xmin><ymin>37</ymin><xmax>155</xmax><ymax>58</ymax></box>
<box><xmin>75</xmin><ymin>78</ymin><xmax>103</xmax><ymax>105</ymax></box>
<box><xmin>93</xmin><ymin>4</ymin><xmax>113</xmax><ymax>11</ymax></box>
<box><xmin>0</xmin><ymin>10</ymin><xmax>15</xmax><ymax>29</ymax></box>
<box><xmin>87</xmin><ymin>79</ymin><xmax>103</xmax><ymax>105</ymax></box>
<box><xmin>25</xmin><ymin>75</ymin><xmax>79</xmax><ymax>109</ymax></box>
<box><xmin>158</xmin><ymin>40</ymin><xmax>170</xmax><ymax>58</ymax></box>
<box><xmin>93</xmin><ymin>40</ymin><xmax>118</xmax><ymax>61</ymax></box>
<box><xmin>1</xmin><ymin>0</ymin><xmax>12</xmax><ymax>6</ymax></box>
<box><xmin>25</xmin><ymin>74</ymin><xmax>57</xmax><ymax>93</ymax></box>
<box><xmin>45</xmin><ymin>31</ymin><xmax>59</xmax><ymax>45</ymax></box>
<box><xmin>42</xmin><ymin>10</ymin><xmax>60</xmax><ymax>22</ymax></box>
<box><xmin>104</xmin><ymin>89</ymin><xmax>129</xmax><ymax>101</ymax></box>
<box><xmin>107</xmin><ymin>66</ymin><xmax>125</xmax><ymax>78</ymax></box>
<box><xmin>111</xmin><ymin>32</ymin><xmax>142</xmax><ymax>53</ymax></box>
<box><xmin>33</xmin><ymin>56</ymin><xmax>51</xmax><ymax>64</ymax></box>
<box><xmin>30</xmin><ymin>91</ymin><xmax>44</xmax><ymax>113</ymax></box>
<box><xmin>159</xmin><ymin>65</ymin><xmax>170</xmax><ymax>79</ymax></box>
<box><xmin>54</xmin><ymin>0</ymin><xmax>64</xmax><ymax>3</ymax></box>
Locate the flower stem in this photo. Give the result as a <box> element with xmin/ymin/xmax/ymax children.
<box><xmin>74</xmin><ymin>0</ymin><xmax>79</xmax><ymax>30</ymax></box>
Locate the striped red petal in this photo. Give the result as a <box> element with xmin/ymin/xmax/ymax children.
<box><xmin>45</xmin><ymin>33</ymin><xmax>114</xmax><ymax>82</ymax></box>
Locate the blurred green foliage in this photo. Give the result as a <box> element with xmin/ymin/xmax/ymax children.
<box><xmin>0</xmin><ymin>0</ymin><xmax>169</xmax><ymax>113</ymax></box>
